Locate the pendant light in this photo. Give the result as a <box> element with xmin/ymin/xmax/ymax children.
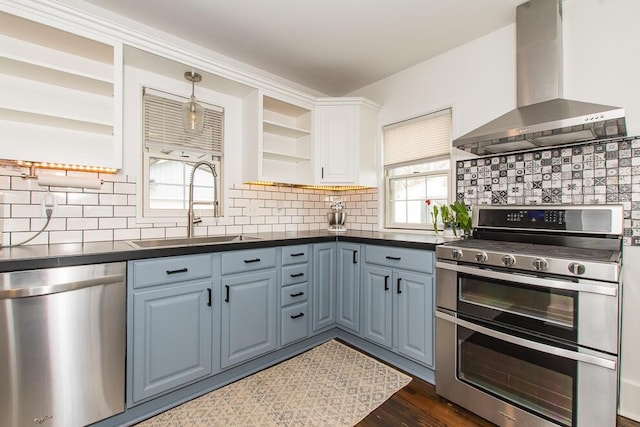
<box><xmin>182</xmin><ymin>71</ymin><xmax>204</xmax><ymax>134</ymax></box>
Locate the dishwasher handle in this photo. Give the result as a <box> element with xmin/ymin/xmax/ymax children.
<box><xmin>0</xmin><ymin>263</ymin><xmax>126</xmax><ymax>300</ymax></box>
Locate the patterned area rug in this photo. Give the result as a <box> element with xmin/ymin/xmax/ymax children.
<box><xmin>137</xmin><ymin>340</ymin><xmax>412</xmax><ymax>426</ymax></box>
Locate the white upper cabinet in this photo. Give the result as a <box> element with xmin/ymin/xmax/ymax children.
<box><xmin>315</xmin><ymin>98</ymin><xmax>379</xmax><ymax>186</ymax></box>
<box><xmin>0</xmin><ymin>11</ymin><xmax>123</xmax><ymax>170</ymax></box>
<box><xmin>243</xmin><ymin>91</ymin><xmax>314</xmax><ymax>185</ymax></box>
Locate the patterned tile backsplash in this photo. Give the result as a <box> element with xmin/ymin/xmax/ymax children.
<box><xmin>456</xmin><ymin>135</ymin><xmax>640</xmax><ymax>245</ymax></box>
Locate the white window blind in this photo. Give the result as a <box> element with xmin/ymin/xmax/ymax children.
<box><xmin>143</xmin><ymin>87</ymin><xmax>224</xmax><ymax>156</ymax></box>
<box><xmin>383</xmin><ymin>108</ymin><xmax>451</xmax><ymax>167</ymax></box>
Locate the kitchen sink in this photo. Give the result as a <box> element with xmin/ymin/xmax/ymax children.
<box><xmin>126</xmin><ymin>234</ymin><xmax>261</xmax><ymax>249</ymax></box>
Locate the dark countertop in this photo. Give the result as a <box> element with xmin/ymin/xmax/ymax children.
<box><xmin>0</xmin><ymin>230</ymin><xmax>450</xmax><ymax>272</ymax></box>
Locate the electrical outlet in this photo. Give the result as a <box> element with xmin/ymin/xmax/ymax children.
<box><xmin>42</xmin><ymin>193</ymin><xmax>57</xmax><ymax>217</ymax></box>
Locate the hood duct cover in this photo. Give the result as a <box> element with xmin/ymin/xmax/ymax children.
<box><xmin>453</xmin><ymin>0</ymin><xmax>626</xmax><ymax>155</ymax></box>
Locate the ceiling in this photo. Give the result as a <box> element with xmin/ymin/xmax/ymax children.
<box><xmin>78</xmin><ymin>0</ymin><xmax>528</xmax><ymax>96</ymax></box>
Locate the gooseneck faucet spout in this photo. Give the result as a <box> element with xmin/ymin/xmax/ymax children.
<box><xmin>187</xmin><ymin>160</ymin><xmax>219</xmax><ymax>238</ymax></box>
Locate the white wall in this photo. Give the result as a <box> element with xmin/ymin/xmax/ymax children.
<box><xmin>349</xmin><ymin>0</ymin><xmax>640</xmax><ymax>420</ymax></box>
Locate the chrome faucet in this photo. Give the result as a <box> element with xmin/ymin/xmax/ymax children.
<box><xmin>187</xmin><ymin>160</ymin><xmax>220</xmax><ymax>238</ymax></box>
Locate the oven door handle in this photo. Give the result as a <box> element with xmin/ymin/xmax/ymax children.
<box><xmin>435</xmin><ymin>310</ymin><xmax>617</xmax><ymax>370</ymax></box>
<box><xmin>435</xmin><ymin>261</ymin><xmax>617</xmax><ymax>297</ymax></box>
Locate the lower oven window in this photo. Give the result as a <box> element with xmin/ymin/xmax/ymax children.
<box><xmin>457</xmin><ymin>325</ymin><xmax>576</xmax><ymax>426</ymax></box>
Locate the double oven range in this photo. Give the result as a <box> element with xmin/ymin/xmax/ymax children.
<box><xmin>435</xmin><ymin>205</ymin><xmax>623</xmax><ymax>427</ymax></box>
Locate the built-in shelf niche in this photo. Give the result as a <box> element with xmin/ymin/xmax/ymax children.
<box><xmin>0</xmin><ymin>11</ymin><xmax>122</xmax><ymax>169</ymax></box>
<box><xmin>260</xmin><ymin>95</ymin><xmax>312</xmax><ymax>183</ymax></box>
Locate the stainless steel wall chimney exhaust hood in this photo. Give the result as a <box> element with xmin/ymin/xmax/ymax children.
<box><xmin>453</xmin><ymin>0</ymin><xmax>626</xmax><ymax>155</ymax></box>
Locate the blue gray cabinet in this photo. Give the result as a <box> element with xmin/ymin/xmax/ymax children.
<box><xmin>312</xmin><ymin>242</ymin><xmax>336</xmax><ymax>331</ymax></box>
<box><xmin>363</xmin><ymin>245</ymin><xmax>435</xmax><ymax>367</ymax></box>
<box><xmin>336</xmin><ymin>242</ymin><xmax>361</xmax><ymax>333</ymax></box>
<box><xmin>220</xmin><ymin>248</ymin><xmax>277</xmax><ymax>369</ymax></box>
<box><xmin>280</xmin><ymin>245</ymin><xmax>310</xmax><ymax>346</ymax></box>
<box><xmin>130</xmin><ymin>255</ymin><xmax>214</xmax><ymax>403</ymax></box>
<box><xmin>362</xmin><ymin>264</ymin><xmax>392</xmax><ymax>347</ymax></box>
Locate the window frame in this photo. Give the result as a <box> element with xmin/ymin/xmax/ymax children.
<box><xmin>384</xmin><ymin>158</ymin><xmax>451</xmax><ymax>230</ymax></box>
<box><xmin>382</xmin><ymin>108</ymin><xmax>453</xmax><ymax>231</ymax></box>
<box><xmin>142</xmin><ymin>150</ymin><xmax>222</xmax><ymax>218</ymax></box>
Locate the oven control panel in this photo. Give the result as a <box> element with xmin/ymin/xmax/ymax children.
<box><xmin>475</xmin><ymin>206</ymin><xmax>616</xmax><ymax>233</ymax></box>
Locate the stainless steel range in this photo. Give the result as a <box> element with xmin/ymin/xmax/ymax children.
<box><xmin>435</xmin><ymin>205</ymin><xmax>623</xmax><ymax>427</ymax></box>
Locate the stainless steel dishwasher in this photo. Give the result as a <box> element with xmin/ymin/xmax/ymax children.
<box><xmin>0</xmin><ymin>262</ymin><xmax>126</xmax><ymax>427</ymax></box>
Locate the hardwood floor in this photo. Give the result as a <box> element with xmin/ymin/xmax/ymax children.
<box><xmin>357</xmin><ymin>376</ymin><xmax>640</xmax><ymax>427</ymax></box>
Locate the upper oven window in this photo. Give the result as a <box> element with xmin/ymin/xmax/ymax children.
<box><xmin>457</xmin><ymin>273</ymin><xmax>577</xmax><ymax>343</ymax></box>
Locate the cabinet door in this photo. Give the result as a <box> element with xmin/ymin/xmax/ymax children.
<box><xmin>396</xmin><ymin>270</ymin><xmax>434</xmax><ymax>367</ymax></box>
<box><xmin>317</xmin><ymin>106</ymin><xmax>355</xmax><ymax>183</ymax></box>
<box><xmin>221</xmin><ymin>270</ymin><xmax>277</xmax><ymax>369</ymax></box>
<box><xmin>362</xmin><ymin>264</ymin><xmax>393</xmax><ymax>348</ymax></box>
<box><xmin>132</xmin><ymin>280</ymin><xmax>213</xmax><ymax>402</ymax></box>
<box><xmin>336</xmin><ymin>242</ymin><xmax>360</xmax><ymax>333</ymax></box>
<box><xmin>312</xmin><ymin>242</ymin><xmax>336</xmax><ymax>331</ymax></box>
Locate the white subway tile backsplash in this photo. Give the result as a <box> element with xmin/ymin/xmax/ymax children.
<box><xmin>57</xmin><ymin>205</ymin><xmax>83</xmax><ymax>218</ymax></box>
<box><xmin>84</xmin><ymin>229</ymin><xmax>113</xmax><ymax>242</ymax></box>
<box><xmin>99</xmin><ymin>194</ymin><xmax>128</xmax><ymax>206</ymax></box>
<box><xmin>99</xmin><ymin>217</ymin><xmax>127</xmax><ymax>229</ymax></box>
<box><xmin>67</xmin><ymin>217</ymin><xmax>99</xmax><ymax>230</ymax></box>
<box><xmin>49</xmin><ymin>230</ymin><xmax>82</xmax><ymax>244</ymax></box>
<box><xmin>4</xmin><ymin>190</ymin><xmax>32</xmax><ymax>205</ymax></box>
<box><xmin>83</xmin><ymin>206</ymin><xmax>113</xmax><ymax>217</ymax></box>
<box><xmin>114</xmin><ymin>182</ymin><xmax>136</xmax><ymax>194</ymax></box>
<box><xmin>0</xmin><ymin>170</ymin><xmax>379</xmax><ymax>244</ymax></box>
<box><xmin>11</xmin><ymin>205</ymin><xmax>43</xmax><ymax>218</ymax></box>
<box><xmin>67</xmin><ymin>193</ymin><xmax>99</xmax><ymax>205</ymax></box>
<box><xmin>12</xmin><ymin>231</ymin><xmax>49</xmax><ymax>245</ymax></box>
<box><xmin>140</xmin><ymin>228</ymin><xmax>165</xmax><ymax>239</ymax></box>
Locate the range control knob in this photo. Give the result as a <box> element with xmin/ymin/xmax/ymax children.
<box><xmin>451</xmin><ymin>249</ymin><xmax>463</xmax><ymax>260</ymax></box>
<box><xmin>475</xmin><ymin>252</ymin><xmax>488</xmax><ymax>263</ymax></box>
<box><xmin>501</xmin><ymin>254</ymin><xmax>516</xmax><ymax>267</ymax></box>
<box><xmin>533</xmin><ymin>258</ymin><xmax>549</xmax><ymax>271</ymax></box>
<box><xmin>568</xmin><ymin>262</ymin><xmax>586</xmax><ymax>275</ymax></box>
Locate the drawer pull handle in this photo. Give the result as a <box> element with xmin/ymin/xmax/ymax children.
<box><xmin>166</xmin><ymin>268</ymin><xmax>188</xmax><ymax>275</ymax></box>
<box><xmin>386</xmin><ymin>256</ymin><xmax>401</xmax><ymax>261</ymax></box>
<box><xmin>353</xmin><ymin>250</ymin><xmax>358</xmax><ymax>264</ymax></box>
<box><xmin>290</xmin><ymin>291</ymin><xmax>304</xmax><ymax>297</ymax></box>
<box><xmin>244</xmin><ymin>258</ymin><xmax>261</xmax><ymax>263</ymax></box>
<box><xmin>224</xmin><ymin>285</ymin><xmax>230</xmax><ymax>303</ymax></box>
<box><xmin>291</xmin><ymin>313</ymin><xmax>305</xmax><ymax>319</ymax></box>
<box><xmin>291</xmin><ymin>252</ymin><xmax>305</xmax><ymax>257</ymax></box>
<box><xmin>290</xmin><ymin>273</ymin><xmax>304</xmax><ymax>278</ymax></box>
<box><xmin>397</xmin><ymin>278</ymin><xmax>402</xmax><ymax>294</ymax></box>
<box><xmin>207</xmin><ymin>288</ymin><xmax>212</xmax><ymax>307</ymax></box>
<box><xmin>384</xmin><ymin>275</ymin><xmax>390</xmax><ymax>291</ymax></box>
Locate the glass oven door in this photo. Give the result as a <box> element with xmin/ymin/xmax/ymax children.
<box><xmin>457</xmin><ymin>271</ymin><xmax>577</xmax><ymax>343</ymax></box>
<box><xmin>435</xmin><ymin>311</ymin><xmax>618</xmax><ymax>427</ymax></box>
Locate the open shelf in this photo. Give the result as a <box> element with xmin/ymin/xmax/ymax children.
<box><xmin>0</xmin><ymin>11</ymin><xmax>121</xmax><ymax>169</ymax></box>
<box><xmin>259</xmin><ymin>94</ymin><xmax>313</xmax><ymax>184</ymax></box>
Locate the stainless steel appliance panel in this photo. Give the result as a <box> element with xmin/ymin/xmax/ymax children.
<box><xmin>0</xmin><ymin>263</ymin><xmax>126</xmax><ymax>427</ymax></box>
<box><xmin>436</xmin><ymin>312</ymin><xmax>618</xmax><ymax>427</ymax></box>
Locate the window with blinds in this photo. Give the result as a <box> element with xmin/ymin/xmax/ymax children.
<box><xmin>383</xmin><ymin>108</ymin><xmax>452</xmax><ymax>230</ymax></box>
<box><xmin>142</xmin><ymin>87</ymin><xmax>224</xmax><ymax>218</ymax></box>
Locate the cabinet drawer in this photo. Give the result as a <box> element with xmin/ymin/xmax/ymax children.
<box><xmin>281</xmin><ymin>282</ymin><xmax>308</xmax><ymax>307</ymax></box>
<box><xmin>281</xmin><ymin>302</ymin><xmax>309</xmax><ymax>346</ymax></box>
<box><xmin>365</xmin><ymin>245</ymin><xmax>433</xmax><ymax>274</ymax></box>
<box><xmin>132</xmin><ymin>254</ymin><xmax>212</xmax><ymax>289</ymax></box>
<box><xmin>221</xmin><ymin>248</ymin><xmax>276</xmax><ymax>275</ymax></box>
<box><xmin>282</xmin><ymin>245</ymin><xmax>309</xmax><ymax>265</ymax></box>
<box><xmin>281</xmin><ymin>263</ymin><xmax>309</xmax><ymax>286</ymax></box>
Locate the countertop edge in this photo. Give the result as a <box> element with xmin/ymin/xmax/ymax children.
<box><xmin>0</xmin><ymin>231</ymin><xmax>448</xmax><ymax>272</ymax></box>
